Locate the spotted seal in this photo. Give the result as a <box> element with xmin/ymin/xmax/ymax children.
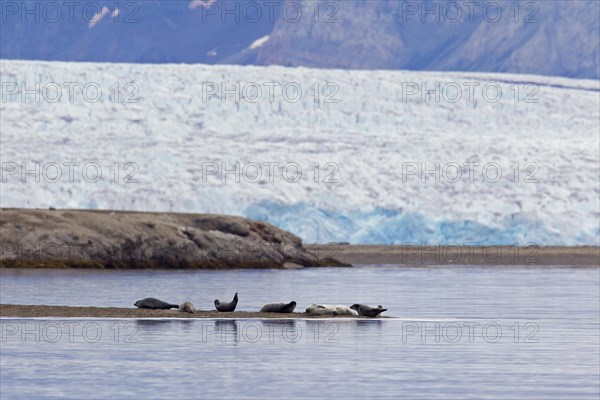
<box><xmin>305</xmin><ymin>304</ymin><xmax>335</xmax><ymax>315</ymax></box>
<box><xmin>179</xmin><ymin>301</ymin><xmax>195</xmax><ymax>313</ymax></box>
<box><xmin>350</xmin><ymin>304</ymin><xmax>387</xmax><ymax>317</ymax></box>
<box><xmin>306</xmin><ymin>304</ymin><xmax>358</xmax><ymax>316</ymax></box>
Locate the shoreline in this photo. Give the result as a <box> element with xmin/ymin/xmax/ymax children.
<box><xmin>0</xmin><ymin>244</ymin><xmax>600</xmax><ymax>271</ymax></box>
<box><xmin>0</xmin><ymin>304</ymin><xmax>381</xmax><ymax>319</ymax></box>
<box><xmin>1</xmin><ymin>244</ymin><xmax>598</xmax><ymax>268</ymax></box>
<box><xmin>307</xmin><ymin>244</ymin><xmax>600</xmax><ymax>266</ymax></box>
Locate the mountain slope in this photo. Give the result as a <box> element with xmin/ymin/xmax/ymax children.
<box><xmin>0</xmin><ymin>0</ymin><xmax>278</xmax><ymax>64</ymax></box>
<box><xmin>256</xmin><ymin>0</ymin><xmax>600</xmax><ymax>78</ymax></box>
<box><xmin>0</xmin><ymin>0</ymin><xmax>598</xmax><ymax>78</ymax></box>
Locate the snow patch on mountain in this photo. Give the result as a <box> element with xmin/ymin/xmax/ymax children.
<box><xmin>250</xmin><ymin>35</ymin><xmax>270</xmax><ymax>50</ymax></box>
<box><xmin>189</xmin><ymin>0</ymin><xmax>217</xmax><ymax>10</ymax></box>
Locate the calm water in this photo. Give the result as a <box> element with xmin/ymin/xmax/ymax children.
<box><xmin>1</xmin><ymin>266</ymin><xmax>599</xmax><ymax>399</ymax></box>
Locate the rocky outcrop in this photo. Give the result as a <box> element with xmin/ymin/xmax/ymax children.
<box><xmin>0</xmin><ymin>209</ymin><xmax>350</xmax><ymax>269</ymax></box>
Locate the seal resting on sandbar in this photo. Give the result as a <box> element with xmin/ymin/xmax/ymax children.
<box><xmin>333</xmin><ymin>305</ymin><xmax>359</xmax><ymax>316</ymax></box>
<box><xmin>306</xmin><ymin>304</ymin><xmax>335</xmax><ymax>315</ymax></box>
<box><xmin>214</xmin><ymin>292</ymin><xmax>238</xmax><ymax>312</ymax></box>
<box><xmin>350</xmin><ymin>304</ymin><xmax>387</xmax><ymax>317</ymax></box>
<box><xmin>134</xmin><ymin>298</ymin><xmax>179</xmax><ymax>310</ymax></box>
<box><xmin>179</xmin><ymin>301</ymin><xmax>195</xmax><ymax>313</ymax></box>
<box><xmin>260</xmin><ymin>301</ymin><xmax>296</xmax><ymax>313</ymax></box>
<box><xmin>306</xmin><ymin>304</ymin><xmax>358</xmax><ymax>316</ymax></box>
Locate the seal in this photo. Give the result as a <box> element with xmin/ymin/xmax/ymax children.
<box><xmin>214</xmin><ymin>292</ymin><xmax>238</xmax><ymax>312</ymax></box>
<box><xmin>333</xmin><ymin>305</ymin><xmax>359</xmax><ymax>316</ymax></box>
<box><xmin>350</xmin><ymin>304</ymin><xmax>387</xmax><ymax>317</ymax></box>
<box><xmin>179</xmin><ymin>301</ymin><xmax>195</xmax><ymax>313</ymax></box>
<box><xmin>306</xmin><ymin>304</ymin><xmax>359</xmax><ymax>316</ymax></box>
<box><xmin>305</xmin><ymin>304</ymin><xmax>335</xmax><ymax>315</ymax></box>
<box><xmin>260</xmin><ymin>301</ymin><xmax>297</xmax><ymax>313</ymax></box>
<box><xmin>134</xmin><ymin>298</ymin><xmax>179</xmax><ymax>310</ymax></box>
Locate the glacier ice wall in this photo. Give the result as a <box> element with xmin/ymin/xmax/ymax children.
<box><xmin>1</xmin><ymin>60</ymin><xmax>599</xmax><ymax>245</ymax></box>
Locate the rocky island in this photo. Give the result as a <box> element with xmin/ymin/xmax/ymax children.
<box><xmin>0</xmin><ymin>208</ymin><xmax>349</xmax><ymax>269</ymax></box>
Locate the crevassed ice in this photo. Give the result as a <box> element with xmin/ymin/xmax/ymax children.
<box><xmin>1</xmin><ymin>60</ymin><xmax>598</xmax><ymax>245</ymax></box>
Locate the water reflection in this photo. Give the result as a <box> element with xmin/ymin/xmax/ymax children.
<box><xmin>214</xmin><ymin>320</ymin><xmax>238</xmax><ymax>343</ymax></box>
<box><xmin>352</xmin><ymin>319</ymin><xmax>385</xmax><ymax>327</ymax></box>
<box><xmin>261</xmin><ymin>320</ymin><xmax>301</xmax><ymax>343</ymax></box>
<box><xmin>134</xmin><ymin>320</ymin><xmax>173</xmax><ymax>328</ymax></box>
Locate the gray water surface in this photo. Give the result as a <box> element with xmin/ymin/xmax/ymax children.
<box><xmin>1</xmin><ymin>266</ymin><xmax>599</xmax><ymax>399</ymax></box>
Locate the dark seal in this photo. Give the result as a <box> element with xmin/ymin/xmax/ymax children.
<box><xmin>134</xmin><ymin>298</ymin><xmax>179</xmax><ymax>310</ymax></box>
<box><xmin>260</xmin><ymin>301</ymin><xmax>297</xmax><ymax>313</ymax></box>
<box><xmin>214</xmin><ymin>292</ymin><xmax>238</xmax><ymax>312</ymax></box>
<box><xmin>350</xmin><ymin>304</ymin><xmax>387</xmax><ymax>317</ymax></box>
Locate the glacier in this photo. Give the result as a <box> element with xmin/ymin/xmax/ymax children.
<box><xmin>0</xmin><ymin>60</ymin><xmax>599</xmax><ymax>245</ymax></box>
